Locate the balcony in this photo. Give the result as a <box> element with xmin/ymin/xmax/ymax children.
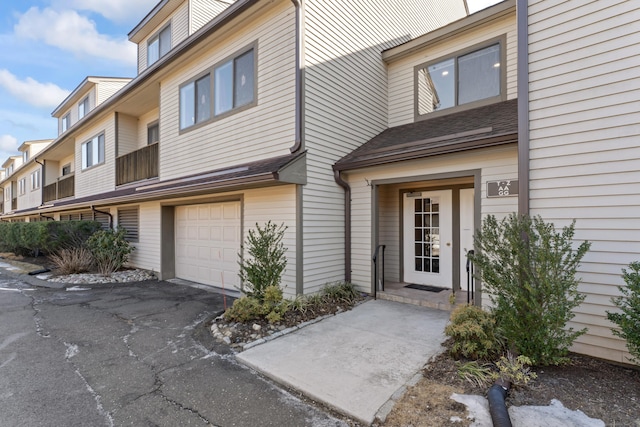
<box><xmin>43</xmin><ymin>173</ymin><xmax>75</xmax><ymax>203</ymax></box>
<box><xmin>116</xmin><ymin>143</ymin><xmax>158</xmax><ymax>186</ymax></box>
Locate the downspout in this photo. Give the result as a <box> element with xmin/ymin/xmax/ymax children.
<box><xmin>39</xmin><ymin>213</ymin><xmax>55</xmax><ymax>221</ymax></box>
<box><xmin>517</xmin><ymin>0</ymin><xmax>529</xmax><ymax>215</ymax></box>
<box><xmin>34</xmin><ymin>158</ymin><xmax>45</xmax><ymax>207</ymax></box>
<box><xmin>333</xmin><ymin>168</ymin><xmax>351</xmax><ymax>283</ymax></box>
<box><xmin>91</xmin><ymin>205</ymin><xmax>113</xmax><ymax>229</ymax></box>
<box><xmin>289</xmin><ymin>0</ymin><xmax>302</xmax><ymax>154</ymax></box>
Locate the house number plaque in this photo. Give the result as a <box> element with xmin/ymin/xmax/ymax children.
<box><xmin>486</xmin><ymin>180</ymin><xmax>518</xmax><ymax>197</ymax></box>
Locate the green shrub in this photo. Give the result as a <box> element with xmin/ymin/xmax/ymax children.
<box><xmin>86</xmin><ymin>227</ymin><xmax>134</xmax><ymax>276</ymax></box>
<box><xmin>49</xmin><ymin>247</ymin><xmax>94</xmax><ymax>275</ymax></box>
<box><xmin>607</xmin><ymin>262</ymin><xmax>640</xmax><ymax>365</ymax></box>
<box><xmin>456</xmin><ymin>361</ymin><xmax>493</xmax><ymax>388</ymax></box>
<box><xmin>0</xmin><ymin>221</ymin><xmax>101</xmax><ymax>255</ymax></box>
<box><xmin>470</xmin><ymin>214</ymin><xmax>590</xmax><ymax>365</ymax></box>
<box><xmin>490</xmin><ymin>353</ymin><xmax>537</xmax><ymax>388</ymax></box>
<box><xmin>321</xmin><ymin>281</ymin><xmax>360</xmax><ymax>305</ymax></box>
<box><xmin>445</xmin><ymin>304</ymin><xmax>501</xmax><ymax>360</ymax></box>
<box><xmin>238</xmin><ymin>221</ymin><xmax>287</xmax><ymax>301</ymax></box>
<box><xmin>224</xmin><ymin>296</ymin><xmax>264</xmax><ymax>323</ymax></box>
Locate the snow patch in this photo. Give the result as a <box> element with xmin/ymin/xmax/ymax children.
<box><xmin>66</xmin><ymin>286</ymin><xmax>90</xmax><ymax>291</ymax></box>
<box><xmin>64</xmin><ymin>343</ymin><xmax>79</xmax><ymax>359</ymax></box>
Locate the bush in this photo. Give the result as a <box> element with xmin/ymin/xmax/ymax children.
<box><xmin>238</xmin><ymin>221</ymin><xmax>287</xmax><ymax>301</ymax></box>
<box><xmin>0</xmin><ymin>221</ymin><xmax>101</xmax><ymax>255</ymax></box>
<box><xmin>607</xmin><ymin>262</ymin><xmax>640</xmax><ymax>365</ymax></box>
<box><xmin>321</xmin><ymin>281</ymin><xmax>360</xmax><ymax>305</ymax></box>
<box><xmin>490</xmin><ymin>353</ymin><xmax>537</xmax><ymax>388</ymax></box>
<box><xmin>445</xmin><ymin>304</ymin><xmax>501</xmax><ymax>360</ymax></box>
<box><xmin>86</xmin><ymin>227</ymin><xmax>134</xmax><ymax>276</ymax></box>
<box><xmin>470</xmin><ymin>214</ymin><xmax>590</xmax><ymax>365</ymax></box>
<box><xmin>224</xmin><ymin>296</ymin><xmax>265</xmax><ymax>323</ymax></box>
<box><xmin>49</xmin><ymin>247</ymin><xmax>94</xmax><ymax>275</ymax></box>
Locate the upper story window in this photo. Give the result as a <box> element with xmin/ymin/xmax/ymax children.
<box><xmin>31</xmin><ymin>170</ymin><xmax>41</xmax><ymax>190</ymax></box>
<box><xmin>4</xmin><ymin>187</ymin><xmax>10</xmax><ymax>201</ymax></box>
<box><xmin>22</xmin><ymin>151</ymin><xmax>29</xmax><ymax>163</ymax></box>
<box><xmin>62</xmin><ymin>113</ymin><xmax>71</xmax><ymax>133</ymax></box>
<box><xmin>416</xmin><ymin>41</ymin><xmax>503</xmax><ymax>117</ymax></box>
<box><xmin>147</xmin><ymin>122</ymin><xmax>159</xmax><ymax>145</ymax></box>
<box><xmin>81</xmin><ymin>133</ymin><xmax>105</xmax><ymax>170</ymax></box>
<box><xmin>78</xmin><ymin>96</ymin><xmax>89</xmax><ymax>119</ymax></box>
<box><xmin>18</xmin><ymin>178</ymin><xmax>26</xmax><ymax>196</ymax></box>
<box><xmin>7</xmin><ymin>164</ymin><xmax>13</xmax><ymax>176</ymax></box>
<box><xmin>62</xmin><ymin>164</ymin><xmax>72</xmax><ymax>176</ymax></box>
<box><xmin>179</xmin><ymin>45</ymin><xmax>256</xmax><ymax>131</ymax></box>
<box><xmin>148</xmin><ymin>25</ymin><xmax>171</xmax><ymax>67</ymax></box>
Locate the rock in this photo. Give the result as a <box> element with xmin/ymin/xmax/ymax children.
<box><xmin>252</xmin><ymin>323</ymin><xmax>261</xmax><ymax>331</ymax></box>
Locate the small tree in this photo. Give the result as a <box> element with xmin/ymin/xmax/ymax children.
<box><xmin>238</xmin><ymin>221</ymin><xmax>287</xmax><ymax>301</ymax></box>
<box><xmin>86</xmin><ymin>227</ymin><xmax>134</xmax><ymax>276</ymax></box>
<box><xmin>470</xmin><ymin>214</ymin><xmax>590</xmax><ymax>365</ymax></box>
<box><xmin>607</xmin><ymin>262</ymin><xmax>640</xmax><ymax>365</ymax></box>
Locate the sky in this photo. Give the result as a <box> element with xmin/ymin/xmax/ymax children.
<box><xmin>0</xmin><ymin>0</ymin><xmax>502</xmax><ymax>165</ymax></box>
<box><xmin>0</xmin><ymin>0</ymin><xmax>158</xmax><ymax>162</ymax></box>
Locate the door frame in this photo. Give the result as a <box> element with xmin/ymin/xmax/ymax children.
<box><xmin>370</xmin><ymin>170</ymin><xmax>481</xmax><ymax>297</ymax></box>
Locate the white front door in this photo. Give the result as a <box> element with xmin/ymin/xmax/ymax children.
<box><xmin>403</xmin><ymin>190</ymin><xmax>453</xmax><ymax>288</ymax></box>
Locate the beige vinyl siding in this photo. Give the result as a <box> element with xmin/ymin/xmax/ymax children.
<box><xmin>138</xmin><ymin>109</ymin><xmax>160</xmax><ymax>148</ymax></box>
<box><xmin>96</xmin><ymin>80</ymin><xmax>128</xmax><ymax>105</ymax></box>
<box><xmin>173</xmin><ymin>2</ymin><xmax>189</xmax><ymax>45</ymax></box>
<box><xmin>302</xmin><ymin>0</ymin><xmax>467</xmax><ymax>293</ymax></box>
<box><xmin>138</xmin><ymin>43</ymin><xmax>147</xmax><ymax>75</ymax></box>
<box><xmin>243</xmin><ymin>185</ymin><xmax>297</xmax><ymax>298</ymax></box>
<box><xmin>159</xmin><ymin>0</ymin><xmax>295</xmax><ymax>181</ymax></box>
<box><xmin>528</xmin><ymin>0</ymin><xmax>640</xmax><ymax>363</ymax></box>
<box><xmin>345</xmin><ymin>146</ymin><xmax>517</xmax><ymax>293</ymax></box>
<box><xmin>15</xmin><ymin>164</ymin><xmax>41</xmax><ymax>210</ymax></box>
<box><xmin>127</xmin><ymin>201</ymin><xmax>162</xmax><ymax>272</ymax></box>
<box><xmin>74</xmin><ymin>116</ymin><xmax>116</xmax><ymax>198</ymax></box>
<box><xmin>190</xmin><ymin>0</ymin><xmax>230</xmax><ymax>34</ymax></box>
<box><xmin>117</xmin><ymin>114</ymin><xmax>139</xmax><ymax>157</ymax></box>
<box><xmin>43</xmin><ymin>160</ymin><xmax>59</xmax><ymax>186</ymax></box>
<box><xmin>387</xmin><ymin>12</ymin><xmax>517</xmax><ymax>128</ymax></box>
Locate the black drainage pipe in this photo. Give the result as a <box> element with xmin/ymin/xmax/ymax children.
<box><xmin>487</xmin><ymin>381</ymin><xmax>512</xmax><ymax>427</ymax></box>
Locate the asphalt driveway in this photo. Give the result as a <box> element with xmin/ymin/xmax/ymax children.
<box><xmin>0</xmin><ymin>272</ymin><xmax>348</xmax><ymax>426</ymax></box>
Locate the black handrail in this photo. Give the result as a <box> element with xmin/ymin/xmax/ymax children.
<box><xmin>466</xmin><ymin>249</ymin><xmax>475</xmax><ymax>304</ymax></box>
<box><xmin>372</xmin><ymin>244</ymin><xmax>386</xmax><ymax>299</ymax></box>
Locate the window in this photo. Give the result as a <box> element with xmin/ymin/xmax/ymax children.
<box><xmin>147</xmin><ymin>25</ymin><xmax>171</xmax><ymax>66</ymax></box>
<box><xmin>62</xmin><ymin>114</ymin><xmax>71</xmax><ymax>132</ymax></box>
<box><xmin>81</xmin><ymin>133</ymin><xmax>105</xmax><ymax>169</ymax></box>
<box><xmin>180</xmin><ymin>74</ymin><xmax>211</xmax><ymax>129</ymax></box>
<box><xmin>62</xmin><ymin>164</ymin><xmax>71</xmax><ymax>176</ymax></box>
<box><xmin>147</xmin><ymin>122</ymin><xmax>159</xmax><ymax>145</ymax></box>
<box><xmin>22</xmin><ymin>151</ymin><xmax>29</xmax><ymax>163</ymax></box>
<box><xmin>118</xmin><ymin>208</ymin><xmax>139</xmax><ymax>242</ymax></box>
<box><xmin>7</xmin><ymin>164</ymin><xmax>13</xmax><ymax>176</ymax></box>
<box><xmin>31</xmin><ymin>170</ymin><xmax>40</xmax><ymax>190</ymax></box>
<box><xmin>416</xmin><ymin>42</ymin><xmax>502</xmax><ymax>116</ymax></box>
<box><xmin>4</xmin><ymin>187</ymin><xmax>10</xmax><ymax>201</ymax></box>
<box><xmin>179</xmin><ymin>46</ymin><xmax>255</xmax><ymax>130</ymax></box>
<box><xmin>78</xmin><ymin>97</ymin><xmax>89</xmax><ymax>119</ymax></box>
<box><xmin>18</xmin><ymin>178</ymin><xmax>26</xmax><ymax>195</ymax></box>
<box><xmin>214</xmin><ymin>49</ymin><xmax>255</xmax><ymax>116</ymax></box>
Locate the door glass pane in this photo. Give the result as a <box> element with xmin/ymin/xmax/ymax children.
<box><xmin>413</xmin><ymin>197</ymin><xmax>441</xmax><ymax>275</ymax></box>
<box><xmin>458</xmin><ymin>44</ymin><xmax>500</xmax><ymax>105</ymax></box>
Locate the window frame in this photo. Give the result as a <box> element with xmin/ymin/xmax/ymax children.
<box><xmin>4</xmin><ymin>187</ymin><xmax>10</xmax><ymax>201</ymax></box>
<box><xmin>22</xmin><ymin>151</ymin><xmax>29</xmax><ymax>163</ymax></box>
<box><xmin>147</xmin><ymin>121</ymin><xmax>159</xmax><ymax>145</ymax></box>
<box><xmin>147</xmin><ymin>23</ymin><xmax>172</xmax><ymax>67</ymax></box>
<box><xmin>414</xmin><ymin>36</ymin><xmax>506</xmax><ymax>121</ymax></box>
<box><xmin>30</xmin><ymin>170</ymin><xmax>41</xmax><ymax>191</ymax></box>
<box><xmin>81</xmin><ymin>132</ymin><xmax>106</xmax><ymax>170</ymax></box>
<box><xmin>178</xmin><ymin>42</ymin><xmax>257</xmax><ymax>133</ymax></box>
<box><xmin>78</xmin><ymin>96</ymin><xmax>89</xmax><ymax>119</ymax></box>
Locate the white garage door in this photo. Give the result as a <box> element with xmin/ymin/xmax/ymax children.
<box><xmin>175</xmin><ymin>202</ymin><xmax>241</xmax><ymax>289</ymax></box>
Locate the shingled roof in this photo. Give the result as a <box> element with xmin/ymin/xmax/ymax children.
<box><xmin>334</xmin><ymin>98</ymin><xmax>518</xmax><ymax>171</ymax></box>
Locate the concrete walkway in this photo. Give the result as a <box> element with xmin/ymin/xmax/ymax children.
<box><xmin>237</xmin><ymin>299</ymin><xmax>450</xmax><ymax>425</ymax></box>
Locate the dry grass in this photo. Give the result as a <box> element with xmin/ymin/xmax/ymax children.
<box><xmin>49</xmin><ymin>248</ymin><xmax>94</xmax><ymax>275</ymax></box>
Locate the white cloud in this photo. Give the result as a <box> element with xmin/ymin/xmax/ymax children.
<box><xmin>0</xmin><ymin>69</ymin><xmax>70</xmax><ymax>109</ymax></box>
<box><xmin>14</xmin><ymin>7</ymin><xmax>136</xmax><ymax>67</ymax></box>
<box><xmin>51</xmin><ymin>0</ymin><xmax>159</xmax><ymax>24</ymax></box>
<box><xmin>0</xmin><ymin>134</ymin><xmax>19</xmax><ymax>152</ymax></box>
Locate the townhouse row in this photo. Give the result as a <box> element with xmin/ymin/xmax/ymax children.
<box><xmin>1</xmin><ymin>0</ymin><xmax>639</xmax><ymax>364</ymax></box>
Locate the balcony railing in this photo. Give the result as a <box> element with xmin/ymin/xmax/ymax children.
<box><xmin>116</xmin><ymin>143</ymin><xmax>158</xmax><ymax>186</ymax></box>
<box><xmin>43</xmin><ymin>174</ymin><xmax>75</xmax><ymax>203</ymax></box>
